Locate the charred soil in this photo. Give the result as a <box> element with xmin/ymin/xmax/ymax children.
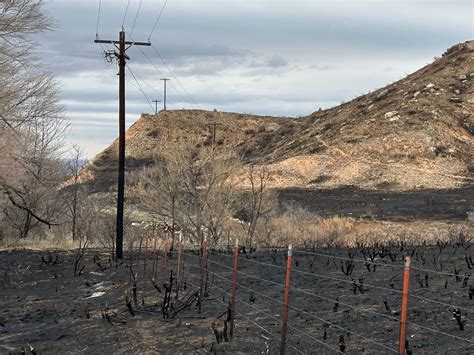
<box><xmin>1</xmin><ymin>243</ymin><xmax>473</xmax><ymax>354</ymax></box>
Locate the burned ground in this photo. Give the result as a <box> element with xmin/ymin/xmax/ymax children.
<box><xmin>277</xmin><ymin>186</ymin><xmax>474</xmax><ymax>221</ymax></box>
<box><xmin>1</xmin><ymin>242</ymin><xmax>473</xmax><ymax>354</ymax></box>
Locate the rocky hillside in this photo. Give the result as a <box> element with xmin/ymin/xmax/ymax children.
<box><xmin>81</xmin><ymin>110</ymin><xmax>292</xmax><ymax>190</ymax></box>
<box><xmin>83</xmin><ymin>41</ymin><xmax>473</xmax><ymax>192</ymax></box>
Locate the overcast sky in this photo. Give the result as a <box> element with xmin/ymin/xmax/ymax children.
<box><xmin>36</xmin><ymin>0</ymin><xmax>473</xmax><ymax>158</ymax></box>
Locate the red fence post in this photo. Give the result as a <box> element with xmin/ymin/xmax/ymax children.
<box><xmin>280</xmin><ymin>244</ymin><xmax>293</xmax><ymax>355</ymax></box>
<box><xmin>199</xmin><ymin>235</ymin><xmax>207</xmax><ymax>313</ymax></box>
<box><xmin>230</xmin><ymin>238</ymin><xmax>239</xmax><ymax>339</ymax></box>
<box><xmin>398</xmin><ymin>256</ymin><xmax>411</xmax><ymax>355</ymax></box>
<box><xmin>176</xmin><ymin>232</ymin><xmax>183</xmax><ymax>299</ymax></box>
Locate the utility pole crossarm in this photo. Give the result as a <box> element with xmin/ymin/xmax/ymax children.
<box><xmin>94</xmin><ymin>39</ymin><xmax>151</xmax><ymax>46</ymax></box>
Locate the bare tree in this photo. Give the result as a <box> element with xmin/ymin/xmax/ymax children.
<box><xmin>63</xmin><ymin>145</ymin><xmax>86</xmax><ymax>241</ymax></box>
<box><xmin>0</xmin><ymin>0</ymin><xmax>57</xmax><ymax>131</ymax></box>
<box><xmin>137</xmin><ymin>138</ymin><xmax>241</xmax><ymax>248</ymax></box>
<box><xmin>1</xmin><ymin>114</ymin><xmax>67</xmax><ymax>238</ymax></box>
<box><xmin>238</xmin><ymin>166</ymin><xmax>276</xmax><ymax>249</ymax></box>
<box><xmin>0</xmin><ymin>0</ymin><xmax>67</xmax><ymax>239</ymax></box>
<box><xmin>177</xmin><ymin>141</ymin><xmax>240</xmax><ymax>247</ymax></box>
<box><xmin>137</xmin><ymin>147</ymin><xmax>182</xmax><ymax>250</ymax></box>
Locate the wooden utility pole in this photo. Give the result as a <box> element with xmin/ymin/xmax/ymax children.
<box><xmin>94</xmin><ymin>31</ymin><xmax>151</xmax><ymax>260</ymax></box>
<box><xmin>160</xmin><ymin>78</ymin><xmax>170</xmax><ymax>110</ymax></box>
<box><xmin>208</xmin><ymin>122</ymin><xmax>221</xmax><ymax>145</ymax></box>
<box><xmin>152</xmin><ymin>99</ymin><xmax>161</xmax><ymax>114</ymax></box>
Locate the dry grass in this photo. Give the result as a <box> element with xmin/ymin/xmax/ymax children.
<box><xmin>262</xmin><ymin>211</ymin><xmax>473</xmax><ymax>248</ymax></box>
<box><xmin>0</xmin><ymin>233</ymin><xmax>77</xmax><ymax>251</ymax></box>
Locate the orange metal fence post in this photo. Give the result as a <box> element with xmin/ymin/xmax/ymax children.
<box><xmin>398</xmin><ymin>256</ymin><xmax>412</xmax><ymax>355</ymax></box>
<box><xmin>199</xmin><ymin>235</ymin><xmax>207</xmax><ymax>313</ymax></box>
<box><xmin>280</xmin><ymin>244</ymin><xmax>293</xmax><ymax>355</ymax></box>
<box><xmin>176</xmin><ymin>232</ymin><xmax>183</xmax><ymax>298</ymax></box>
<box><xmin>230</xmin><ymin>238</ymin><xmax>239</xmax><ymax>339</ymax></box>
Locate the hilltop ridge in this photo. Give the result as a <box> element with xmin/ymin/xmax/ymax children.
<box><xmin>83</xmin><ymin>41</ymin><xmax>474</xmax><ymax>192</ymax></box>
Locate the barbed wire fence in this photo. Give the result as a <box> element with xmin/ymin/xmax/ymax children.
<box><xmin>129</xmin><ymin>231</ymin><xmax>473</xmax><ymax>354</ymax></box>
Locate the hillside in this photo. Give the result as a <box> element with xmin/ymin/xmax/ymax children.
<box><xmin>81</xmin><ymin>110</ymin><xmax>292</xmax><ymax>190</ymax></box>
<box><xmin>82</xmin><ymin>41</ymin><xmax>473</xmax><ymax>193</ymax></box>
<box><xmin>238</xmin><ymin>41</ymin><xmax>474</xmax><ymax>190</ymax></box>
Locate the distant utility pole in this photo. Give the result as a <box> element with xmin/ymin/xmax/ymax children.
<box><xmin>152</xmin><ymin>99</ymin><xmax>161</xmax><ymax>115</ymax></box>
<box><xmin>94</xmin><ymin>31</ymin><xmax>151</xmax><ymax>260</ymax></box>
<box><xmin>208</xmin><ymin>122</ymin><xmax>221</xmax><ymax>145</ymax></box>
<box><xmin>160</xmin><ymin>78</ymin><xmax>170</xmax><ymax>111</ymax></box>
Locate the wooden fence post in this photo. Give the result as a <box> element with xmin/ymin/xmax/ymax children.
<box><xmin>280</xmin><ymin>244</ymin><xmax>292</xmax><ymax>355</ymax></box>
<box><xmin>199</xmin><ymin>235</ymin><xmax>207</xmax><ymax>313</ymax></box>
<box><xmin>398</xmin><ymin>256</ymin><xmax>411</xmax><ymax>355</ymax></box>
<box><xmin>230</xmin><ymin>238</ymin><xmax>239</xmax><ymax>339</ymax></box>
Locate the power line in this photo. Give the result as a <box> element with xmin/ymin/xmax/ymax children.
<box><xmin>125</xmin><ymin>76</ymin><xmax>140</xmax><ymax>91</ymax></box>
<box><xmin>95</xmin><ymin>0</ymin><xmax>102</xmax><ymax>39</ymax></box>
<box><xmin>127</xmin><ymin>64</ymin><xmax>155</xmax><ymax>113</ymax></box>
<box><xmin>129</xmin><ymin>0</ymin><xmax>143</xmax><ymax>38</ymax></box>
<box><xmin>122</xmin><ymin>0</ymin><xmax>131</xmax><ymax>28</ymax></box>
<box><xmin>150</xmin><ymin>44</ymin><xmax>200</xmax><ymax>108</ymax></box>
<box><xmin>133</xmin><ymin>43</ymin><xmax>197</xmax><ymax>109</ymax></box>
<box><xmin>127</xmin><ymin>63</ymin><xmax>181</xmax><ymax>110</ymax></box>
<box><xmin>127</xmin><ymin>34</ymin><xmax>197</xmax><ymax>109</ymax></box>
<box><xmin>148</xmin><ymin>0</ymin><xmax>169</xmax><ymax>42</ymax></box>
<box><xmin>127</xmin><ymin>63</ymin><xmax>163</xmax><ymax>100</ymax></box>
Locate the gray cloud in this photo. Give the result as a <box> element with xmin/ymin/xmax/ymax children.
<box><xmin>267</xmin><ymin>55</ymin><xmax>288</xmax><ymax>68</ymax></box>
<box><xmin>36</xmin><ymin>0</ymin><xmax>472</xmax><ymax>157</ymax></box>
<box><xmin>249</xmin><ymin>54</ymin><xmax>289</xmax><ymax>69</ymax></box>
